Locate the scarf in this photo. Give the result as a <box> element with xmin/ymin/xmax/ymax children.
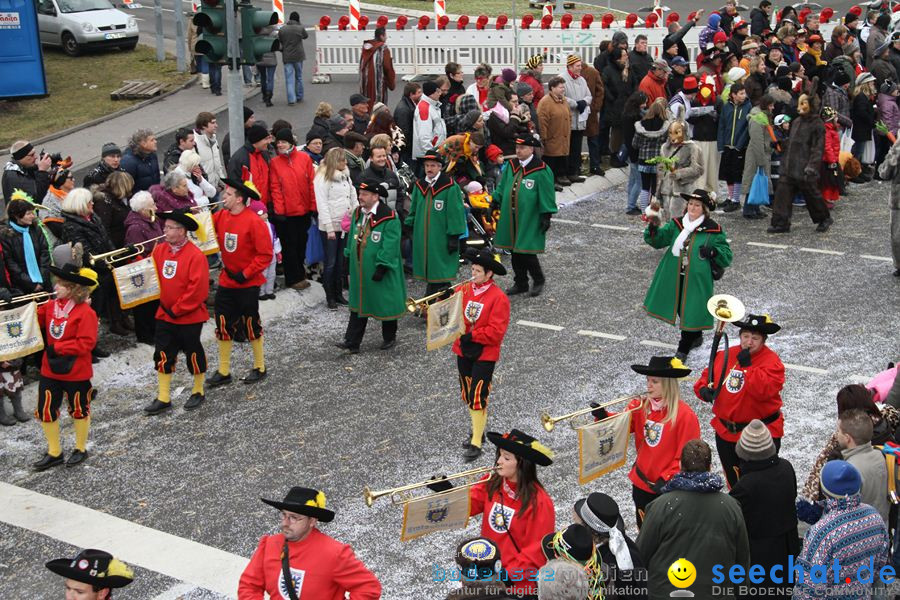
<box><xmin>567</xmin><ymin>68</ymin><xmax>581</xmax><ymax>80</ymax></box>
<box><xmin>577</xmin><ymin>506</ymin><xmax>634</xmax><ymax>571</ymax></box>
<box><xmin>10</xmin><ymin>221</ymin><xmax>42</xmax><ymax>284</ymax></box>
<box><xmin>472</xmin><ymin>280</ymin><xmax>492</xmax><ymax>297</ymax></box>
<box><xmin>806</xmin><ymin>46</ymin><xmax>826</xmax><ymax>66</ymax></box>
<box><xmin>167</xmin><ymin>238</ymin><xmax>188</xmax><ymax>254</ymax></box>
<box><xmin>488</xmin><ymin>102</ymin><xmax>509</xmax><ymax>124</ymax></box>
<box><xmin>662</xmin><ymin>470</ymin><xmax>724</xmax><ymax>493</ymax></box>
<box><xmin>53</xmin><ymin>298</ymin><xmax>76</xmax><ymax>319</ymax></box>
<box><xmin>648</xmin><ymin>397</ymin><xmax>665</xmax><ymax>412</ymax></box>
<box><xmin>671</xmin><ymin>213</ymin><xmax>704</xmax><ymax>257</ymax></box>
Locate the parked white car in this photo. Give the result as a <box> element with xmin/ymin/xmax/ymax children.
<box><xmin>35</xmin><ymin>0</ymin><xmax>139</xmax><ymax>56</ymax></box>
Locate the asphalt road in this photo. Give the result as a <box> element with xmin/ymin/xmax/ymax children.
<box><xmin>1</xmin><ymin>168</ymin><xmax>897</xmax><ymax>598</ymax></box>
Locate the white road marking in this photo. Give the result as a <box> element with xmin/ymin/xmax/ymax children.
<box><xmin>551</xmin><ymin>218</ymin><xmax>581</xmax><ymax>224</ymax></box>
<box><xmin>151</xmin><ymin>584</ymin><xmax>198</xmax><ymax>600</ymax></box>
<box><xmin>798</xmin><ymin>247</ymin><xmax>845</xmax><ymax>256</ymax></box>
<box><xmin>747</xmin><ymin>241</ymin><xmax>790</xmax><ymax>249</ymax></box>
<box><xmin>848</xmin><ymin>374</ymin><xmax>875</xmax><ymax>384</ymax></box>
<box><xmin>591</xmin><ymin>223</ymin><xmax>632</xmax><ymax>231</ymax></box>
<box><xmin>861</xmin><ymin>254</ymin><xmax>894</xmax><ymax>262</ymax></box>
<box><xmin>783</xmin><ymin>363</ymin><xmax>829</xmax><ymax>375</ymax></box>
<box><xmin>0</xmin><ymin>482</ymin><xmax>248</xmax><ymax>598</ymax></box>
<box><xmin>517</xmin><ymin>320</ymin><xmax>564</xmax><ymax>332</ymax></box>
<box><xmin>639</xmin><ymin>340</ymin><xmax>678</xmax><ymax>350</ymax></box>
<box><xmin>577</xmin><ymin>330</ymin><xmax>628</xmax><ymax>341</ymax></box>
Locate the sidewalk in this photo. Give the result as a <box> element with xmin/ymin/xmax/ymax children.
<box><xmin>14</xmin><ymin>80</ymin><xmax>259</xmax><ymax>175</ymax></box>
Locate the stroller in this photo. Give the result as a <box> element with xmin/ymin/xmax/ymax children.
<box><xmin>460</xmin><ymin>180</ymin><xmax>498</xmax><ymax>255</ymax></box>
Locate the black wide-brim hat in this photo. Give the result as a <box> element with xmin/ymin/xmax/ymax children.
<box><xmin>261</xmin><ymin>486</ymin><xmax>335</xmax><ymax>522</ymax></box>
<box><xmin>733</xmin><ymin>313</ymin><xmax>781</xmax><ymax>335</ymax></box>
<box><xmin>631</xmin><ymin>355</ymin><xmax>692</xmax><ymax>378</ymax></box>
<box><xmin>158</xmin><ymin>210</ymin><xmax>200</xmax><ymax>232</ymax></box>
<box><xmin>514</xmin><ymin>133</ymin><xmax>542</xmax><ymax>148</ymax></box>
<box><xmin>680</xmin><ymin>188</ymin><xmax>716</xmax><ymax>211</ymax></box>
<box><xmin>541</xmin><ymin>523</ymin><xmax>594</xmax><ymax>563</ymax></box>
<box><xmin>220</xmin><ymin>177</ymin><xmax>261</xmax><ymax>201</ymax></box>
<box><xmin>49</xmin><ymin>263</ymin><xmax>99</xmax><ymax>288</ymax></box>
<box><xmin>486</xmin><ymin>429</ymin><xmax>554</xmax><ymax>466</ymax></box>
<box><xmin>45</xmin><ymin>549</ymin><xmax>134</xmax><ymax>589</ymax></box>
<box><xmin>357</xmin><ymin>178</ymin><xmax>389</xmax><ymax>198</ymax></box>
<box><xmin>420</xmin><ymin>148</ymin><xmax>444</xmax><ymax>164</ymax></box>
<box><xmin>574</xmin><ymin>492</ymin><xmax>620</xmax><ymax>533</ymax></box>
<box><xmin>464</xmin><ymin>248</ymin><xmax>506</xmax><ymax>276</ymax></box>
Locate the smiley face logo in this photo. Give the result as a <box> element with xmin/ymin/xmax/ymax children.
<box><xmin>668</xmin><ymin>558</ymin><xmax>696</xmax><ymax>589</ymax></box>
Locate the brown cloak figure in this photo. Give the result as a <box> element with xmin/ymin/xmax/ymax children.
<box><xmin>359</xmin><ymin>29</ymin><xmax>396</xmax><ymax>110</ymax></box>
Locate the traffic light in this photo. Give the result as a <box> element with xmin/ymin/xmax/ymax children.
<box><xmin>238</xmin><ymin>1</ymin><xmax>279</xmax><ymax>65</ymax></box>
<box><xmin>193</xmin><ymin>0</ymin><xmax>228</xmax><ymax>63</ymax></box>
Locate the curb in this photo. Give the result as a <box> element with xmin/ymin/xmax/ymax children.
<box><xmin>556</xmin><ymin>166</ymin><xmax>628</xmax><ymax>208</ymax></box>
<box><xmin>0</xmin><ymin>75</ymin><xmax>200</xmax><ymax>163</ymax></box>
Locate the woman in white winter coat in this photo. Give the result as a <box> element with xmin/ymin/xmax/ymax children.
<box><xmin>314</xmin><ymin>147</ymin><xmax>359</xmax><ymax>309</ymax></box>
<box><xmin>174</xmin><ymin>150</ymin><xmax>216</xmax><ymax>208</ymax></box>
<box><xmin>656</xmin><ymin>120</ymin><xmax>704</xmax><ymax>220</ymax></box>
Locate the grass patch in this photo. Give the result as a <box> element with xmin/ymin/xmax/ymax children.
<box><xmin>370</xmin><ymin>0</ymin><xmax>627</xmax><ymax>18</ymax></box>
<box><xmin>0</xmin><ymin>45</ymin><xmax>192</xmax><ymax>149</ymax></box>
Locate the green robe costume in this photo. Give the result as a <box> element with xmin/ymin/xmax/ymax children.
<box><xmin>643</xmin><ymin>217</ymin><xmax>733</xmax><ymax>330</ymax></box>
<box><xmin>345</xmin><ymin>201</ymin><xmax>407</xmax><ymax>320</ymax></box>
<box><xmin>493</xmin><ymin>157</ymin><xmax>558</xmax><ymax>253</ymax></box>
<box><xmin>405</xmin><ymin>172</ymin><xmax>467</xmax><ymax>283</ymax></box>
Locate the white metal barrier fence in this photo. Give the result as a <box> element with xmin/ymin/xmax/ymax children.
<box><xmin>316</xmin><ymin>22</ymin><xmax>837</xmax><ymax>76</ymax></box>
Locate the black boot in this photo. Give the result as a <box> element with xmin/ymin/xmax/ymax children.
<box><xmin>0</xmin><ymin>398</ymin><xmax>16</xmax><ymax>426</ymax></box>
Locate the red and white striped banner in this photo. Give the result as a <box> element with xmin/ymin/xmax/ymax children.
<box><xmin>542</xmin><ymin>2</ymin><xmax>552</xmax><ymax>19</ymax></box>
<box><xmin>349</xmin><ymin>0</ymin><xmax>360</xmax><ymax>30</ymax></box>
<box><xmin>273</xmin><ymin>0</ymin><xmax>284</xmax><ymax>23</ymax></box>
<box><xmin>434</xmin><ymin>0</ymin><xmax>446</xmax><ymax>28</ymax></box>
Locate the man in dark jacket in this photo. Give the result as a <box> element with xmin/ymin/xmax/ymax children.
<box><xmin>594</xmin><ymin>31</ymin><xmax>628</xmax><ymax>74</ymax></box>
<box><xmin>628</xmin><ymin>35</ymin><xmax>654</xmax><ymax>85</ymax></box>
<box><xmin>349</xmin><ymin>93</ymin><xmax>370</xmax><ymax>135</ymax></box>
<box><xmin>120</xmin><ymin>129</ymin><xmax>161</xmax><ymax>192</ymax></box>
<box><xmin>729</xmin><ymin>420</ymin><xmax>800</xmax><ymax>597</ymax></box>
<box><xmin>637</xmin><ymin>440</ymin><xmax>750</xmax><ymax>600</ymax></box>
<box><xmin>221</xmin><ymin>106</ymin><xmax>256</xmax><ymax>163</ymax></box>
<box><xmin>83</xmin><ymin>143</ymin><xmax>124</xmax><ymax>188</ymax></box>
<box><xmin>2</xmin><ymin>140</ymin><xmax>52</xmax><ymax>213</ymax></box>
<box><xmin>162</xmin><ymin>128</ymin><xmax>196</xmax><ymax>172</ymax></box>
<box><xmin>602</xmin><ymin>47</ymin><xmax>636</xmax><ymax>167</ymax></box>
<box><xmin>393</xmin><ymin>82</ymin><xmax>422</xmax><ymax>165</ymax></box>
<box><xmin>278</xmin><ymin>11</ymin><xmax>308</xmax><ymax>105</ymax></box>
<box><xmin>768</xmin><ymin>92</ymin><xmax>832</xmax><ymax>233</ymax></box>
<box><xmin>727</xmin><ymin>20</ymin><xmax>750</xmax><ymax>58</ymax></box>
<box><xmin>749</xmin><ymin>0</ymin><xmax>771</xmax><ymax>36</ymax></box>
<box><xmin>663</xmin><ymin>10</ymin><xmax>703</xmax><ymax>65</ymax></box>
<box><xmin>322</xmin><ymin>115</ymin><xmax>349</xmax><ymax>156</ymax></box>
<box><xmin>362</xmin><ymin>145</ymin><xmax>401</xmax><ymax>211</ymax></box>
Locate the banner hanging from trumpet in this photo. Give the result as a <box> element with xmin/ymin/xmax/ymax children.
<box><xmin>425</xmin><ymin>291</ymin><xmax>465</xmax><ymax>351</ymax></box>
<box><xmin>400</xmin><ymin>485</ymin><xmax>471</xmax><ymax>542</ymax></box>
<box><xmin>578</xmin><ymin>411</ymin><xmax>632</xmax><ymax>485</ymax></box>
<box><xmin>189</xmin><ymin>209</ymin><xmax>219</xmax><ymax>256</ymax></box>
<box><xmin>0</xmin><ymin>302</ymin><xmax>44</xmax><ymax>361</ymax></box>
<box><xmin>113</xmin><ymin>257</ymin><xmax>161</xmax><ymax>309</ymax></box>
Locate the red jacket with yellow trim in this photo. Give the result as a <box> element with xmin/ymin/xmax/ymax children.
<box><xmin>214</xmin><ymin>208</ymin><xmax>274</xmax><ymax>289</ymax></box>
<box><xmin>237</xmin><ymin>529</ymin><xmax>382</xmax><ymax>600</ymax></box>
<box><xmin>152</xmin><ymin>241</ymin><xmax>210</xmax><ymax>325</ymax></box>
<box><xmin>626</xmin><ymin>397</ymin><xmax>701</xmax><ymax>493</ymax></box>
<box><xmin>694</xmin><ymin>343</ymin><xmax>785</xmax><ymax>442</ymax></box>
<box><xmin>38</xmin><ymin>300</ymin><xmax>97</xmax><ymax>381</ymax></box>
<box><xmin>451</xmin><ymin>280</ymin><xmax>510</xmax><ymax>362</ymax></box>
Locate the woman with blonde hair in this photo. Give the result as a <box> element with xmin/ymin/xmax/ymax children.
<box><xmin>592</xmin><ymin>356</ymin><xmax>701</xmax><ymax>527</ymax></box>
<box><xmin>315</xmin><ymin>147</ymin><xmax>358</xmax><ymax>309</ymax></box>
<box><xmin>174</xmin><ymin>149</ymin><xmax>216</xmax><ymax>208</ymax></box>
<box><xmin>307</xmin><ymin>101</ymin><xmax>333</xmax><ymax>142</ymax></box>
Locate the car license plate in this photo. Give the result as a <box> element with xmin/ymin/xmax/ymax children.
<box><xmin>105</xmin><ymin>32</ymin><xmax>126</xmax><ymax>39</ymax></box>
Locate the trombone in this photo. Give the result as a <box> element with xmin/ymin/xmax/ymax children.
<box><xmin>364</xmin><ymin>465</ymin><xmax>496</xmax><ymax>507</ymax></box>
<box><xmin>405</xmin><ymin>277</ymin><xmax>475</xmax><ymax>314</ymax></box>
<box><xmin>0</xmin><ymin>291</ymin><xmax>56</xmax><ymax>307</ymax></box>
<box><xmin>540</xmin><ymin>395</ymin><xmax>641</xmax><ymax>432</ymax></box>
<box><xmin>705</xmin><ymin>294</ymin><xmax>746</xmax><ymax>395</ymax></box>
<box><xmin>89</xmin><ymin>235</ymin><xmax>167</xmax><ymax>267</ymax></box>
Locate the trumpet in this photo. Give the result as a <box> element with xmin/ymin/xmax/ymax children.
<box><xmin>0</xmin><ymin>291</ymin><xmax>56</xmax><ymax>307</ymax></box>
<box><xmin>88</xmin><ymin>235</ymin><xmax>167</xmax><ymax>266</ymax></box>
<box><xmin>405</xmin><ymin>277</ymin><xmax>475</xmax><ymax>314</ymax></box>
<box><xmin>364</xmin><ymin>465</ymin><xmax>496</xmax><ymax>507</ymax></box>
<box><xmin>540</xmin><ymin>395</ymin><xmax>641</xmax><ymax>432</ymax></box>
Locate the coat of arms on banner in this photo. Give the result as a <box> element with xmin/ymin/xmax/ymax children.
<box><xmin>224</xmin><ymin>232</ymin><xmax>238</xmax><ymax>252</ymax></box>
<box><xmin>6</xmin><ymin>320</ymin><xmax>22</xmax><ymax>338</ymax></box>
<box><xmin>163</xmin><ymin>260</ymin><xmax>177</xmax><ymax>279</ymax></box>
<box><xmin>644</xmin><ymin>420</ymin><xmax>664</xmax><ymax>447</ymax></box>
<box><xmin>434</xmin><ymin>199</ymin><xmax>444</xmax><ymax>211</ymax></box>
<box><xmin>371</xmin><ymin>231</ymin><xmax>382</xmax><ymax>243</ymax></box>
<box><xmin>577</xmin><ymin>410</ymin><xmax>633</xmax><ymax>484</ymax></box>
<box><xmin>524</xmin><ymin>179</ymin><xmax>535</xmax><ymax>189</ymax></box>
<box><xmin>465</xmin><ymin>301</ymin><xmax>483</xmax><ymax>322</ymax></box>
<box><xmin>726</xmin><ymin>368</ymin><xmax>746</xmax><ymax>393</ymax></box>
<box><xmin>131</xmin><ymin>272</ymin><xmax>145</xmax><ymax>287</ymax></box>
<box><xmin>426</xmin><ymin>500</ymin><xmax>449</xmax><ymax>523</ymax></box>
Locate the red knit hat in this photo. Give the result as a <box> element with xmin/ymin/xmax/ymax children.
<box><xmin>485</xmin><ymin>144</ymin><xmax>504</xmax><ymax>163</ymax></box>
<box><xmin>713</xmin><ymin>31</ymin><xmax>728</xmax><ymax>44</ymax></box>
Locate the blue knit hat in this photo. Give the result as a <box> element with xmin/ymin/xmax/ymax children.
<box><xmin>820</xmin><ymin>460</ymin><xmax>862</xmax><ymax>499</ymax></box>
<box><xmin>708</xmin><ymin>13</ymin><xmax>721</xmax><ymax>28</ymax></box>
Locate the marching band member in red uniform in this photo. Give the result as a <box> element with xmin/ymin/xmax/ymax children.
<box><xmin>238</xmin><ymin>487</ymin><xmax>382</xmax><ymax>600</ymax></box>
<box><xmin>452</xmin><ymin>249</ymin><xmax>510</xmax><ymax>463</ymax></box>
<box><xmin>594</xmin><ymin>356</ymin><xmax>701</xmax><ymax>528</ymax></box>
<box><xmin>33</xmin><ymin>243</ymin><xmax>99</xmax><ymax>471</ymax></box>
<box><xmin>434</xmin><ymin>429</ymin><xmax>555</xmax><ymax>598</ymax></box>
<box><xmin>144</xmin><ymin>210</ymin><xmax>210</xmax><ymax>416</ymax></box>
<box><xmin>206</xmin><ymin>178</ymin><xmax>273</xmax><ymax>388</ymax></box>
<box><xmin>694</xmin><ymin>313</ymin><xmax>785</xmax><ymax>488</ymax></box>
